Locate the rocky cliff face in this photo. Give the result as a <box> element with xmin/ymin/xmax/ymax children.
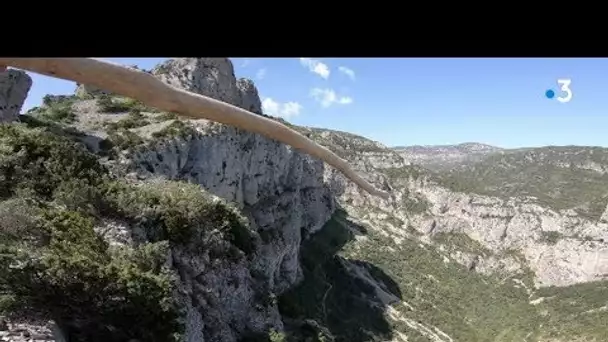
<box><xmin>404</xmin><ymin>180</ymin><xmax>608</xmax><ymax>286</ymax></box>
<box><xmin>127</xmin><ymin>126</ymin><xmax>335</xmax><ymax>341</ymax></box>
<box><xmin>109</xmin><ymin>58</ymin><xmax>335</xmax><ymax>342</ymax></box>
<box><xmin>152</xmin><ymin>58</ymin><xmax>262</xmax><ymax>115</ymax></box>
<box><xmin>0</xmin><ymin>69</ymin><xmax>31</xmax><ymax>122</ymax></box>
<box><xmin>295</xmin><ymin>133</ymin><xmax>608</xmax><ymax>288</ymax></box>
<box><xmin>3</xmin><ymin>57</ymin><xmax>607</xmax><ymax>342</ymax></box>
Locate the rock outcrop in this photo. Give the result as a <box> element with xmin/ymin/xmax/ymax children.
<box><xmin>408</xmin><ymin>182</ymin><xmax>608</xmax><ymax>286</ymax></box>
<box><xmin>103</xmin><ymin>58</ymin><xmax>608</xmax><ymax>290</ymax></box>
<box><xmin>0</xmin><ymin>69</ymin><xmax>32</xmax><ymax>122</ymax></box>
<box><xmin>0</xmin><ymin>318</ymin><xmax>64</xmax><ymax>342</ymax></box>
<box><xmin>6</xmin><ymin>57</ymin><xmax>607</xmax><ymax>342</ymax></box>
<box><xmin>152</xmin><ymin>58</ymin><xmax>263</xmax><ymax>115</ymax></box>
<box><xmin>108</xmin><ymin>58</ymin><xmax>333</xmax><ymax>342</ymax></box>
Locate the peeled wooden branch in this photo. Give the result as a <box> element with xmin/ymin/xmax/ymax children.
<box><xmin>0</xmin><ymin>58</ymin><xmax>390</xmax><ymax>199</ymax></box>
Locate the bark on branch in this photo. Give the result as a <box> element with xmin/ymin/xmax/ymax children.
<box><xmin>0</xmin><ymin>58</ymin><xmax>390</xmax><ymax>199</ymax></box>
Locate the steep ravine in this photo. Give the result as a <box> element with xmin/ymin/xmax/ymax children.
<box><xmin>1</xmin><ymin>58</ymin><xmax>607</xmax><ymax>342</ymax></box>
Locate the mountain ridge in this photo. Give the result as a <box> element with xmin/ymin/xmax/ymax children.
<box><xmin>0</xmin><ymin>58</ymin><xmax>606</xmax><ymax>342</ymax></box>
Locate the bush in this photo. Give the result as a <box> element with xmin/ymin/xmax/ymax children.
<box><xmin>97</xmin><ymin>95</ymin><xmax>160</xmax><ymax>114</ymax></box>
<box><xmin>0</xmin><ymin>122</ymin><xmax>257</xmax><ymax>340</ymax></box>
<box><xmin>0</xmin><ymin>124</ymin><xmax>106</xmax><ymax>200</ymax></box>
<box><xmin>152</xmin><ymin>120</ymin><xmax>197</xmax><ymax>140</ymax></box>
<box><xmin>0</xmin><ymin>198</ymin><xmax>48</xmax><ymax>246</ymax></box>
<box><xmin>27</xmin><ymin>95</ymin><xmax>77</xmax><ymax>123</ymax></box>
<box><xmin>101</xmin><ymin>181</ymin><xmax>255</xmax><ymax>252</ymax></box>
<box><xmin>156</xmin><ymin>112</ymin><xmax>179</xmax><ymax>121</ymax></box>
<box><xmin>540</xmin><ymin>231</ymin><xmax>563</xmax><ymax>245</ymax></box>
<box><xmin>0</xmin><ymin>208</ymin><xmax>182</xmax><ymax>341</ymax></box>
<box><xmin>96</xmin><ymin>95</ymin><xmax>131</xmax><ymax>113</ymax></box>
<box><xmin>105</xmin><ymin>110</ymin><xmax>149</xmax><ymax>132</ymax></box>
<box><xmin>103</xmin><ymin>129</ymin><xmax>145</xmax><ymax>153</ymax></box>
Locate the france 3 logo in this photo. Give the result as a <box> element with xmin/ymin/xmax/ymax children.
<box><xmin>545</xmin><ymin>79</ymin><xmax>573</xmax><ymax>103</ymax></box>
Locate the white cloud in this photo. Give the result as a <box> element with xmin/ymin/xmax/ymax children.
<box><xmin>299</xmin><ymin>58</ymin><xmax>330</xmax><ymax>79</ymax></box>
<box><xmin>338</xmin><ymin>66</ymin><xmax>355</xmax><ymax>81</ymax></box>
<box><xmin>256</xmin><ymin>68</ymin><xmax>267</xmax><ymax>80</ymax></box>
<box><xmin>262</xmin><ymin>98</ymin><xmax>302</xmax><ymax>119</ymax></box>
<box><xmin>240</xmin><ymin>58</ymin><xmax>251</xmax><ymax>67</ymax></box>
<box><xmin>310</xmin><ymin>88</ymin><xmax>353</xmax><ymax>108</ymax></box>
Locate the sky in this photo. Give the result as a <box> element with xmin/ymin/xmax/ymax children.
<box><xmin>18</xmin><ymin>57</ymin><xmax>608</xmax><ymax>148</ymax></box>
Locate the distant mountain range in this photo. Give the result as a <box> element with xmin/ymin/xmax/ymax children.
<box><xmin>393</xmin><ymin>142</ymin><xmax>504</xmax><ymax>170</ymax></box>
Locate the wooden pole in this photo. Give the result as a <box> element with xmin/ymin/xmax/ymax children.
<box><xmin>0</xmin><ymin>58</ymin><xmax>390</xmax><ymax>199</ymax></box>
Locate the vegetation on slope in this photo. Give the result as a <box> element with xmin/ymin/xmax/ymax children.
<box><xmin>0</xmin><ymin>122</ymin><xmax>255</xmax><ymax>341</ymax></box>
<box><xmin>5</xmin><ymin>93</ymin><xmax>608</xmax><ymax>342</ymax></box>
<box><xmin>344</xmin><ymin>232</ymin><xmax>540</xmax><ymax>341</ymax></box>
<box><xmin>279</xmin><ymin>209</ymin><xmax>394</xmax><ymax>342</ymax></box>
<box><xmin>537</xmin><ymin>280</ymin><xmax>608</xmax><ymax>341</ymax></box>
<box><xmin>96</xmin><ymin>94</ymin><xmax>161</xmax><ymax>114</ymax></box>
<box><xmin>26</xmin><ymin>95</ymin><xmax>79</xmax><ymax>123</ymax></box>
<box><xmin>301</xmin><ymin>128</ymin><xmax>392</xmax><ymax>160</ymax></box>
<box><xmin>438</xmin><ymin>147</ymin><xmax>608</xmax><ymax>220</ymax></box>
<box><xmin>280</xmin><ymin>209</ymin><xmax>608</xmax><ymax>342</ymax></box>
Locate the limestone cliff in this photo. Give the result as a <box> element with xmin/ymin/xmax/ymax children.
<box><xmin>0</xmin><ymin>69</ymin><xmax>31</xmax><ymax>122</ymax></box>
<box><xmin>104</xmin><ymin>58</ymin><xmax>335</xmax><ymax>342</ymax></box>
<box><xmin>2</xmin><ymin>58</ymin><xmax>607</xmax><ymax>342</ymax></box>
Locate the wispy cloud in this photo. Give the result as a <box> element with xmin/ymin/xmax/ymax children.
<box><xmin>256</xmin><ymin>68</ymin><xmax>267</xmax><ymax>80</ymax></box>
<box><xmin>299</xmin><ymin>58</ymin><xmax>330</xmax><ymax>79</ymax></box>
<box><xmin>240</xmin><ymin>58</ymin><xmax>251</xmax><ymax>67</ymax></box>
<box><xmin>262</xmin><ymin>98</ymin><xmax>303</xmax><ymax>119</ymax></box>
<box><xmin>338</xmin><ymin>66</ymin><xmax>356</xmax><ymax>81</ymax></box>
<box><xmin>310</xmin><ymin>88</ymin><xmax>353</xmax><ymax>108</ymax></box>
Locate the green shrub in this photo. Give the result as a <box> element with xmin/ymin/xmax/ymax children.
<box><xmin>0</xmin><ymin>122</ymin><xmax>256</xmax><ymax>340</ymax></box>
<box><xmin>104</xmin><ymin>129</ymin><xmax>145</xmax><ymax>152</ymax></box>
<box><xmin>97</xmin><ymin>95</ymin><xmax>160</xmax><ymax>114</ymax></box>
<box><xmin>401</xmin><ymin>192</ymin><xmax>430</xmax><ymax>215</ymax></box>
<box><xmin>0</xmin><ymin>198</ymin><xmax>48</xmax><ymax>246</ymax></box>
<box><xmin>268</xmin><ymin>330</ymin><xmax>286</xmax><ymax>342</ymax></box>
<box><xmin>0</xmin><ymin>124</ymin><xmax>106</xmax><ymax>200</ymax></box>
<box><xmin>152</xmin><ymin>120</ymin><xmax>197</xmax><ymax>140</ymax></box>
<box><xmin>156</xmin><ymin>112</ymin><xmax>179</xmax><ymax>121</ymax></box>
<box><xmin>539</xmin><ymin>231</ymin><xmax>563</xmax><ymax>245</ymax></box>
<box><xmin>96</xmin><ymin>95</ymin><xmax>131</xmax><ymax>113</ymax></box>
<box><xmin>101</xmin><ymin>181</ymin><xmax>255</xmax><ymax>251</ymax></box>
<box><xmin>0</xmin><ymin>208</ymin><xmax>181</xmax><ymax>341</ymax></box>
<box><xmin>105</xmin><ymin>110</ymin><xmax>149</xmax><ymax>132</ymax></box>
<box><xmin>26</xmin><ymin>95</ymin><xmax>77</xmax><ymax>123</ymax></box>
<box><xmin>0</xmin><ymin>293</ymin><xmax>16</xmax><ymax>314</ymax></box>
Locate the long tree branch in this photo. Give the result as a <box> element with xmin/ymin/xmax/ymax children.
<box><xmin>0</xmin><ymin>58</ymin><xmax>390</xmax><ymax>199</ymax></box>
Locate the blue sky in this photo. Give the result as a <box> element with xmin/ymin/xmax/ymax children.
<box><xmin>19</xmin><ymin>57</ymin><xmax>608</xmax><ymax>148</ymax></box>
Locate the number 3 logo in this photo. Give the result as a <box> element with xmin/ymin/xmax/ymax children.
<box><xmin>556</xmin><ymin>79</ymin><xmax>573</xmax><ymax>103</ymax></box>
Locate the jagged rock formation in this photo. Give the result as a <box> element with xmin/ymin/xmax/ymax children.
<box><xmin>125</xmin><ymin>129</ymin><xmax>336</xmax><ymax>341</ymax></box>
<box><xmin>404</xmin><ymin>180</ymin><xmax>608</xmax><ymax>286</ymax></box>
<box><xmin>74</xmin><ymin>58</ymin><xmax>335</xmax><ymax>342</ymax></box>
<box><xmin>0</xmin><ymin>69</ymin><xmax>32</xmax><ymax>122</ymax></box>
<box><xmin>152</xmin><ymin>58</ymin><xmax>263</xmax><ymax>114</ymax></box>
<box><xmin>127</xmin><ymin>59</ymin><xmax>333</xmax><ymax>342</ymax></box>
<box><xmin>3</xmin><ymin>57</ymin><xmax>607</xmax><ymax>342</ymax></box>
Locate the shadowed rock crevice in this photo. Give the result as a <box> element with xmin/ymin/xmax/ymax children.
<box><xmin>278</xmin><ymin>208</ymin><xmax>401</xmax><ymax>342</ymax></box>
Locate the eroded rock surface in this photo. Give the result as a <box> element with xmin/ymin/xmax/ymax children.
<box><xmin>111</xmin><ymin>58</ymin><xmax>333</xmax><ymax>342</ymax></box>
<box><xmin>8</xmin><ymin>57</ymin><xmax>608</xmax><ymax>342</ymax></box>
<box><xmin>0</xmin><ymin>69</ymin><xmax>32</xmax><ymax>122</ymax></box>
<box><xmin>152</xmin><ymin>58</ymin><xmax>262</xmax><ymax>114</ymax></box>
